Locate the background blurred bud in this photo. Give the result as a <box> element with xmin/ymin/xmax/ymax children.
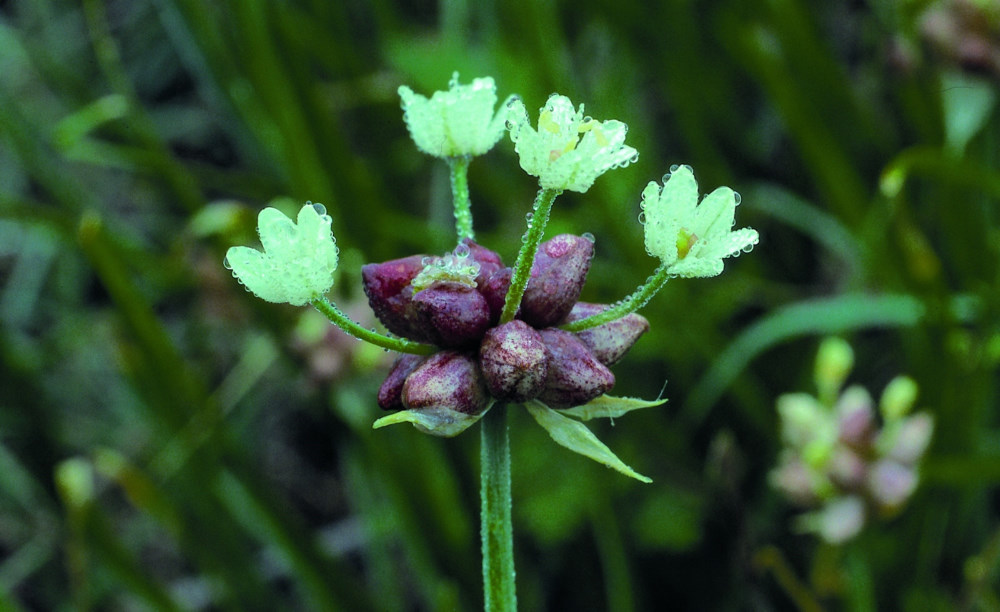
<box><xmin>777</xmin><ymin>393</ymin><xmax>830</xmax><ymax>448</ymax></box>
<box><xmin>770</xmin><ymin>455</ymin><xmax>821</xmax><ymax>505</ymax></box>
<box><xmin>808</xmin><ymin>496</ymin><xmax>866</xmax><ymax>544</ymax></box>
<box><xmin>836</xmin><ymin>386</ymin><xmax>876</xmax><ymax>447</ymax></box>
<box><xmin>479</xmin><ymin>320</ymin><xmax>548</xmax><ymax>402</ymax></box>
<box><xmin>867</xmin><ymin>459</ymin><xmax>918</xmax><ymax>512</ymax></box>
<box><xmin>884</xmin><ymin>412</ymin><xmax>935</xmax><ymax>464</ymax></box>
<box><xmin>880</xmin><ymin>376</ymin><xmax>919</xmax><ymax>422</ymax></box>
<box><xmin>814</xmin><ymin>337</ymin><xmax>854</xmax><ymax>404</ymax></box>
<box><xmin>828</xmin><ymin>447</ymin><xmax>867</xmax><ymax>490</ymax></box>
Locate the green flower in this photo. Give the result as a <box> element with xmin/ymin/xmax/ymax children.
<box><xmin>224</xmin><ymin>203</ymin><xmax>339</xmax><ymax>306</ymax></box>
<box><xmin>641</xmin><ymin>165</ymin><xmax>758</xmax><ymax>277</ymax></box>
<box><xmin>398</xmin><ymin>73</ymin><xmax>511</xmax><ymax>158</ymax></box>
<box><xmin>507</xmin><ymin>94</ymin><xmax>637</xmax><ymax>193</ymax></box>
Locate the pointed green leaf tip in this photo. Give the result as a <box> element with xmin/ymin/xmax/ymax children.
<box><xmin>526</xmin><ymin>401</ymin><xmax>652</xmax><ymax>483</ymax></box>
<box><xmin>641</xmin><ymin>165</ymin><xmax>758</xmax><ymax>278</ymax></box>
<box><xmin>224</xmin><ymin>203</ymin><xmax>339</xmax><ymax>306</ymax></box>
<box><xmin>372</xmin><ymin>405</ymin><xmax>490</xmax><ymax>437</ymax></box>
<box><xmin>561</xmin><ymin>394</ymin><xmax>666</xmax><ymax>421</ymax></box>
<box><xmin>507</xmin><ymin>94</ymin><xmax>638</xmax><ymax>193</ymax></box>
<box><xmin>398</xmin><ymin>72</ymin><xmax>513</xmax><ymax>158</ymax></box>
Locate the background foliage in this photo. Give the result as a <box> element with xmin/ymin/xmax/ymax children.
<box><xmin>1</xmin><ymin>0</ymin><xmax>999</xmax><ymax>609</ymax></box>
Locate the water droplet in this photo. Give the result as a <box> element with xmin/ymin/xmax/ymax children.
<box><xmin>638</xmin><ymin>211</ymin><xmax>647</xmax><ymax>225</ymax></box>
<box><xmin>311</xmin><ymin>202</ymin><xmax>327</xmax><ymax>215</ymax></box>
<box><xmin>223</xmin><ymin>256</ymin><xmax>232</xmax><ymax>270</ymax></box>
<box><xmin>742</xmin><ymin>243</ymin><xmax>755</xmax><ymax>254</ymax></box>
<box><xmin>454</xmin><ymin>242</ymin><xmax>471</xmax><ymax>258</ymax></box>
<box><xmin>581</xmin><ymin>232</ymin><xmax>595</xmax><ymax>243</ymax></box>
<box><xmin>669</xmin><ymin>164</ymin><xmax>680</xmax><ymax>173</ymax></box>
<box><xmin>448</xmin><ymin>71</ymin><xmax>460</xmax><ymax>89</ymax></box>
<box><xmin>733</xmin><ymin>192</ymin><xmax>742</xmax><ymax>205</ymax></box>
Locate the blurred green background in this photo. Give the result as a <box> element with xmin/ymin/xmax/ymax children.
<box><xmin>2</xmin><ymin>0</ymin><xmax>999</xmax><ymax>609</ymax></box>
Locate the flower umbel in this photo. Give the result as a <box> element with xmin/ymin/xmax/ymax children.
<box><xmin>399</xmin><ymin>73</ymin><xmax>512</xmax><ymax>158</ymax></box>
<box><xmin>224</xmin><ymin>203</ymin><xmax>338</xmax><ymax>306</ymax></box>
<box><xmin>641</xmin><ymin>165</ymin><xmax>758</xmax><ymax>278</ymax></box>
<box><xmin>507</xmin><ymin>94</ymin><xmax>638</xmax><ymax>192</ymax></box>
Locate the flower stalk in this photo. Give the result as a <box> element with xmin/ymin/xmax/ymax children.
<box><xmin>449</xmin><ymin>156</ymin><xmax>474</xmax><ymax>240</ymax></box>
<box><xmin>499</xmin><ymin>188</ymin><xmax>560</xmax><ymax>323</ymax></box>
<box><xmin>561</xmin><ymin>263</ymin><xmax>670</xmax><ymax>332</ymax></box>
<box><xmin>310</xmin><ymin>297</ymin><xmax>436</xmax><ymax>355</ymax></box>
<box><xmin>480</xmin><ymin>405</ymin><xmax>516</xmax><ymax>612</ymax></box>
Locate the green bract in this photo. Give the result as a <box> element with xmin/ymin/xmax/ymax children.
<box><xmin>398</xmin><ymin>73</ymin><xmax>511</xmax><ymax>158</ymax></box>
<box><xmin>507</xmin><ymin>94</ymin><xmax>638</xmax><ymax>193</ymax></box>
<box><xmin>224</xmin><ymin>203</ymin><xmax>339</xmax><ymax>306</ymax></box>
<box><xmin>641</xmin><ymin>165</ymin><xmax>759</xmax><ymax>278</ymax></box>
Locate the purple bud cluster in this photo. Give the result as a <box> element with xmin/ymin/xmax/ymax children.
<box><xmin>364</xmin><ymin>236</ymin><xmax>648</xmax><ymax>416</ymax></box>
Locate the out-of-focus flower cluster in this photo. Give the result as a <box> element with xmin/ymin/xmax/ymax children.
<box><xmin>770</xmin><ymin>338</ymin><xmax>934</xmax><ymax>544</ymax></box>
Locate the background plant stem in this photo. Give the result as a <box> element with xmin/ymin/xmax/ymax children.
<box><xmin>480</xmin><ymin>406</ymin><xmax>516</xmax><ymax>612</ymax></box>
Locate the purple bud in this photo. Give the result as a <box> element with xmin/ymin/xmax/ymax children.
<box><xmin>402</xmin><ymin>351</ymin><xmax>489</xmax><ymax>415</ymax></box>
<box><xmin>480</xmin><ymin>267</ymin><xmax>513</xmax><ymax>324</ymax></box>
<box><xmin>362</xmin><ymin>255</ymin><xmax>434</xmax><ymax>342</ymax></box>
<box><xmin>461</xmin><ymin>238</ymin><xmax>504</xmax><ymax>285</ymax></box>
<box><xmin>377</xmin><ymin>354</ymin><xmax>427</xmax><ymax>410</ymax></box>
<box><xmin>520</xmin><ymin>234</ymin><xmax>593</xmax><ymax>328</ymax></box>
<box><xmin>412</xmin><ymin>282</ymin><xmax>492</xmax><ymax>347</ymax></box>
<box><xmin>867</xmin><ymin>459</ymin><xmax>917</xmax><ymax>511</ymax></box>
<box><xmin>564</xmin><ymin>302</ymin><xmax>649</xmax><ymax>365</ymax></box>
<box><xmin>479</xmin><ymin>320</ymin><xmax>548</xmax><ymax>402</ymax></box>
<box><xmin>537</xmin><ymin>328</ymin><xmax>614</xmax><ymax>408</ymax></box>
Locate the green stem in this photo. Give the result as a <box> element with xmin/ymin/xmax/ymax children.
<box><xmin>499</xmin><ymin>188</ymin><xmax>560</xmax><ymax>323</ymax></box>
<box><xmin>448</xmin><ymin>156</ymin><xmax>474</xmax><ymax>241</ymax></box>
<box><xmin>561</xmin><ymin>262</ymin><xmax>670</xmax><ymax>332</ymax></box>
<box><xmin>311</xmin><ymin>298</ymin><xmax>436</xmax><ymax>355</ymax></box>
<box><xmin>481</xmin><ymin>405</ymin><xmax>516</xmax><ymax>612</ymax></box>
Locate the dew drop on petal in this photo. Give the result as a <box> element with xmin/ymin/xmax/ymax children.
<box><xmin>310</xmin><ymin>202</ymin><xmax>327</xmax><ymax>215</ymax></box>
<box><xmin>668</xmin><ymin>164</ymin><xmax>680</xmax><ymax>173</ymax></box>
<box><xmin>223</xmin><ymin>256</ymin><xmax>232</xmax><ymax>270</ymax></box>
<box><xmin>454</xmin><ymin>242</ymin><xmax>471</xmax><ymax>258</ymax></box>
<box><xmin>581</xmin><ymin>232</ymin><xmax>595</xmax><ymax>243</ymax></box>
<box><xmin>733</xmin><ymin>192</ymin><xmax>742</xmax><ymax>205</ymax></box>
<box><xmin>742</xmin><ymin>243</ymin><xmax>756</xmax><ymax>254</ymax></box>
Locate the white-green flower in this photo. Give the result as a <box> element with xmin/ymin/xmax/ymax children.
<box><xmin>508</xmin><ymin>94</ymin><xmax>638</xmax><ymax>193</ymax></box>
<box><xmin>398</xmin><ymin>73</ymin><xmax>511</xmax><ymax>158</ymax></box>
<box><xmin>641</xmin><ymin>165</ymin><xmax>758</xmax><ymax>278</ymax></box>
<box><xmin>224</xmin><ymin>203</ymin><xmax>339</xmax><ymax>306</ymax></box>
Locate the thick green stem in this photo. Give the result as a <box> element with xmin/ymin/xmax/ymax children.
<box><xmin>481</xmin><ymin>406</ymin><xmax>516</xmax><ymax>612</ymax></box>
<box><xmin>561</xmin><ymin>262</ymin><xmax>670</xmax><ymax>332</ymax></box>
<box><xmin>311</xmin><ymin>298</ymin><xmax>436</xmax><ymax>355</ymax></box>
<box><xmin>500</xmin><ymin>188</ymin><xmax>560</xmax><ymax>323</ymax></box>
<box><xmin>448</xmin><ymin>156</ymin><xmax>474</xmax><ymax>241</ymax></box>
